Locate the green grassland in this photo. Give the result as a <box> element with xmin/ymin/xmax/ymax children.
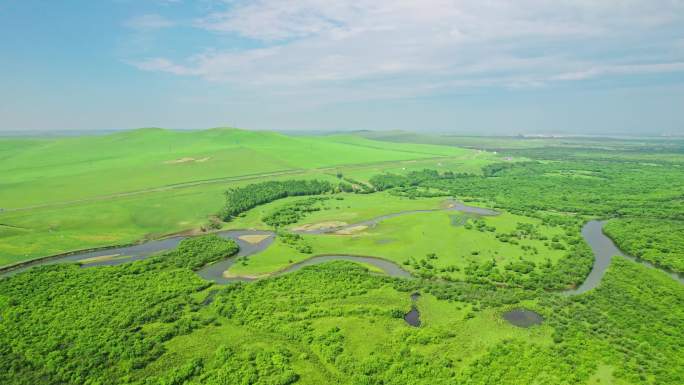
<box><xmin>0</xmin><ymin>182</ymin><xmax>226</xmax><ymax>265</ymax></box>
<box><xmin>0</xmin><ymin>175</ymin><xmax>331</xmax><ymax>266</ymax></box>
<box><xmin>336</xmin><ymin>149</ymin><xmax>504</xmax><ymax>180</ymax></box>
<box><xmin>225</xmin><ymin>192</ymin><xmax>446</xmax><ymax>230</ymax></box>
<box><xmin>0</xmin><ymin>128</ymin><xmax>467</xmax><ymax>209</ymax></box>
<box><xmin>228</xmin><ymin>195</ymin><xmax>568</xmax><ymax>280</ymax></box>
<box><xmin>0</xmin><ymin>129</ymin><xmax>501</xmax><ymax>267</ymax></box>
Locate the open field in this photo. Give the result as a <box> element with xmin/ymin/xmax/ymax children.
<box><xmin>228</xmin><ymin>206</ymin><xmax>569</xmax><ymax>280</ymax></box>
<box><xmin>0</xmin><ymin>128</ymin><xmax>469</xmax><ymax>209</ymax></box>
<box><xmin>0</xmin><ymin>129</ymin><xmax>503</xmax><ymax>267</ymax></box>
<box><xmin>225</xmin><ymin>192</ymin><xmax>447</xmax><ymax>230</ymax></box>
<box><xmin>0</xmin><ymin>160</ymin><xmax>495</xmax><ymax>267</ymax></box>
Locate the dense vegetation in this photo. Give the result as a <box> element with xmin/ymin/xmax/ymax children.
<box><xmin>373</xmin><ymin>161</ymin><xmax>683</xmax><ymax>220</ymax></box>
<box><xmin>370</xmin><ymin>158</ymin><xmax>683</xmax><ymax>282</ymax></box>
<box><xmin>0</xmin><ymin>236</ymin><xmax>234</xmax><ymax>385</ymax></box>
<box><xmin>170</xmin><ymin>235</ymin><xmax>239</xmax><ymax>271</ymax></box>
<box><xmin>3</xmin><ymin>250</ymin><xmax>681</xmax><ymax>385</ymax></box>
<box><xmin>369</xmin><ymin>169</ymin><xmax>444</xmax><ymax>191</ymax></box>
<box><xmin>604</xmin><ymin>218</ymin><xmax>684</xmax><ymax>273</ymax></box>
<box><xmin>538</xmin><ymin>258</ymin><xmax>684</xmax><ymax>385</ymax></box>
<box><xmin>221</xmin><ymin>180</ymin><xmax>333</xmax><ymax>221</ymax></box>
<box><xmin>263</xmin><ymin>197</ymin><xmax>330</xmax><ymax>228</ymax></box>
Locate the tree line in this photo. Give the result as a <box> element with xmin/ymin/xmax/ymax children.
<box><xmin>221</xmin><ymin>180</ymin><xmax>334</xmax><ymax>221</ymax></box>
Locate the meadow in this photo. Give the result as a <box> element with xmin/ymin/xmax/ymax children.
<box><xmin>226</xmin><ymin>195</ymin><xmax>569</xmax><ymax>284</ymax></box>
<box><xmin>0</xmin><ymin>128</ymin><xmax>467</xmax><ymax>209</ymax></box>
<box><xmin>0</xmin><ymin>128</ymin><xmax>495</xmax><ymax>267</ymax></box>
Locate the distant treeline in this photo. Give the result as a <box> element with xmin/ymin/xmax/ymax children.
<box><xmin>371</xmin><ymin>161</ymin><xmax>684</xmax><ymax>220</ymax></box>
<box><xmin>220</xmin><ymin>180</ymin><xmax>333</xmax><ymax>221</ymax></box>
<box><xmin>369</xmin><ymin>169</ymin><xmax>472</xmax><ymax>191</ymax></box>
<box><xmin>221</xmin><ymin>170</ymin><xmax>475</xmax><ymax>222</ymax></box>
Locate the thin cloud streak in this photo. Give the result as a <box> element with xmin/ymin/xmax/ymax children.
<box><xmin>124</xmin><ymin>14</ymin><xmax>175</xmax><ymax>30</ymax></box>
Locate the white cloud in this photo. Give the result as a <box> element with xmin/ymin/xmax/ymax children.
<box><xmin>124</xmin><ymin>14</ymin><xmax>175</xmax><ymax>30</ymax></box>
<box><xmin>132</xmin><ymin>58</ymin><xmax>199</xmax><ymax>75</ymax></box>
<box><xmin>553</xmin><ymin>62</ymin><xmax>684</xmax><ymax>81</ymax></box>
<box><xmin>130</xmin><ymin>0</ymin><xmax>684</xmax><ymax>100</ymax></box>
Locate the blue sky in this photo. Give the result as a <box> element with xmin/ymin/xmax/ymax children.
<box><xmin>1</xmin><ymin>0</ymin><xmax>683</xmax><ymax>135</ymax></box>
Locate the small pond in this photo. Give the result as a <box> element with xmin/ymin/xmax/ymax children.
<box><xmin>404</xmin><ymin>292</ymin><xmax>421</xmax><ymax>327</ymax></box>
<box><xmin>502</xmin><ymin>309</ymin><xmax>543</xmax><ymax>328</ymax></box>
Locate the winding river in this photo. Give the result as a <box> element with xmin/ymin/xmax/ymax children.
<box><xmin>295</xmin><ymin>200</ymin><xmax>498</xmax><ymax>235</ymax></box>
<box><xmin>568</xmin><ymin>220</ymin><xmax>684</xmax><ymax>294</ymax></box>
<box><xmin>0</xmin><ymin>230</ymin><xmax>275</xmax><ymax>280</ymax></box>
<box><xmin>1</xmin><ymin>202</ymin><xmax>682</xmax><ymax>296</ymax></box>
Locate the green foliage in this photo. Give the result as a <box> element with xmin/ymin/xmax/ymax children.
<box><xmin>263</xmin><ymin>197</ymin><xmax>329</xmax><ymax>228</ymax></box>
<box><xmin>540</xmin><ymin>258</ymin><xmax>684</xmax><ymax>385</ymax></box>
<box><xmin>161</xmin><ymin>235</ymin><xmax>239</xmax><ymax>271</ymax></box>
<box><xmin>0</xmin><ymin>263</ymin><xmax>211</xmax><ymax>385</ymax></box>
<box><xmin>339</xmin><ymin>176</ymin><xmax>374</xmax><ymax>193</ymax></box>
<box><xmin>221</xmin><ymin>180</ymin><xmax>333</xmax><ymax>220</ymax></box>
<box><xmin>277</xmin><ymin>231</ymin><xmax>313</xmax><ymax>254</ymax></box>
<box><xmin>369</xmin><ymin>169</ymin><xmax>444</xmax><ymax>191</ymax></box>
<box><xmin>212</xmin><ymin>262</ymin><xmax>521</xmax><ymax>384</ymax></box>
<box><xmin>0</xmin><ymin>234</ymin><xmax>247</xmax><ymax>385</ymax></box>
<box><xmin>481</xmin><ymin>162</ymin><xmax>519</xmax><ymax>177</ymax></box>
<box><xmin>368</xmin><ymin>173</ymin><xmax>410</xmax><ymax>190</ymax></box>
<box><xmin>143</xmin><ymin>346</ymin><xmax>299</xmax><ymax>385</ymax></box>
<box><xmin>427</xmin><ymin>161</ymin><xmax>683</xmax><ymax>220</ymax></box>
<box><xmin>2</xmin><ymin>253</ymin><xmax>683</xmax><ymax>385</ymax></box>
<box><xmin>604</xmin><ymin>218</ymin><xmax>684</xmax><ymax>273</ymax></box>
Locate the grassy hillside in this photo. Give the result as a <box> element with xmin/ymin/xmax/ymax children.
<box><xmin>0</xmin><ymin>128</ymin><xmax>465</xmax><ymax>209</ymax></box>
<box><xmin>0</xmin><ymin>129</ymin><xmax>490</xmax><ymax>266</ymax></box>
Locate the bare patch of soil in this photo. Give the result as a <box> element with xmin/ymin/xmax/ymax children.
<box><xmin>334</xmin><ymin>225</ymin><xmax>368</xmax><ymax>235</ymax></box>
<box><xmin>164</xmin><ymin>157</ymin><xmax>211</xmax><ymax>164</ymax></box>
<box><xmin>292</xmin><ymin>221</ymin><xmax>348</xmax><ymax>232</ymax></box>
<box><xmin>238</xmin><ymin>234</ymin><xmax>271</xmax><ymax>244</ymax></box>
